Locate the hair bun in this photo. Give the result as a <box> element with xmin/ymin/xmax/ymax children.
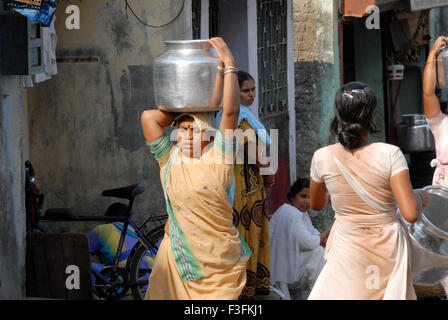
<box><xmin>338</xmin><ymin>122</ymin><xmax>364</xmax><ymax>149</ymax></box>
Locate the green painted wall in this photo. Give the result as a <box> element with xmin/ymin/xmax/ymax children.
<box><xmin>353</xmin><ymin>19</ymin><xmax>386</xmax><ymax>143</ymax></box>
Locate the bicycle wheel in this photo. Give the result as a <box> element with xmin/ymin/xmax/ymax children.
<box><xmin>129</xmin><ymin>225</ymin><xmax>164</xmax><ymax>300</ymax></box>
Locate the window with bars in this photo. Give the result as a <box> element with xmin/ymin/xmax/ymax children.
<box><xmin>192</xmin><ymin>0</ymin><xmax>201</xmax><ymax>39</ymax></box>
<box><xmin>257</xmin><ymin>0</ymin><xmax>288</xmax><ymax>115</ymax></box>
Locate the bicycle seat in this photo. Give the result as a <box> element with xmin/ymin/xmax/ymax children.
<box><xmin>43</xmin><ymin>208</ymin><xmax>76</xmax><ymax>220</ymax></box>
<box><xmin>101</xmin><ymin>184</ymin><xmax>145</xmax><ymax>200</ymax></box>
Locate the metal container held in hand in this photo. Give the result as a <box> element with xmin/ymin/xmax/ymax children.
<box><xmin>396</xmin><ymin>114</ymin><xmax>435</xmax><ymax>153</ymax></box>
<box><xmin>407</xmin><ymin>185</ymin><xmax>448</xmax><ymax>285</ymax></box>
<box><xmin>437</xmin><ymin>45</ymin><xmax>448</xmax><ymax>89</ymax></box>
<box><xmin>153</xmin><ymin>40</ymin><xmax>223</xmax><ymax>112</ymax></box>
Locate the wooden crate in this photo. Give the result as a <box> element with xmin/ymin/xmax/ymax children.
<box><xmin>26</xmin><ymin>232</ymin><xmax>93</xmax><ymax>300</ymax></box>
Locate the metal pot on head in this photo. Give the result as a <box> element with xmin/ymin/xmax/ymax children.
<box><xmin>153</xmin><ymin>40</ymin><xmax>223</xmax><ymax>112</ymax></box>
<box><xmin>406</xmin><ymin>185</ymin><xmax>448</xmax><ymax>286</ymax></box>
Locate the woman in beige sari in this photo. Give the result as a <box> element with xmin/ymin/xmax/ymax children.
<box><xmin>140</xmin><ymin>37</ymin><xmax>251</xmax><ymax>300</ymax></box>
<box><xmin>308</xmin><ymin>82</ymin><xmax>428</xmax><ymax>300</ymax></box>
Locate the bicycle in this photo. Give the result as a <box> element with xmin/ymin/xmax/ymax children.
<box><xmin>25</xmin><ymin>161</ymin><xmax>167</xmax><ymax>300</ymax></box>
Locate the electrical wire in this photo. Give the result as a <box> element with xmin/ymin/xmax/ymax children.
<box><xmin>125</xmin><ymin>0</ymin><xmax>185</xmax><ymax>28</ymax></box>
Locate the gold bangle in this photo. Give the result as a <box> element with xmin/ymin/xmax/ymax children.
<box><xmin>224</xmin><ymin>69</ymin><xmax>238</xmax><ymax>76</ymax></box>
<box><xmin>217</xmin><ymin>65</ymin><xmax>225</xmax><ymax>71</ymax></box>
<box><xmin>224</xmin><ymin>66</ymin><xmax>239</xmax><ymax>73</ymax></box>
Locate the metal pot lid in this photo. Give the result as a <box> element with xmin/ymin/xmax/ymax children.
<box><xmin>421</xmin><ymin>185</ymin><xmax>448</xmax><ymax>238</ymax></box>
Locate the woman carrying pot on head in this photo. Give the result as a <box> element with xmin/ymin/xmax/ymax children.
<box><xmin>307</xmin><ymin>82</ymin><xmax>428</xmax><ymax>300</ymax></box>
<box><xmin>423</xmin><ymin>36</ymin><xmax>448</xmax><ymax>297</ymax></box>
<box><xmin>140</xmin><ymin>37</ymin><xmax>251</xmax><ymax>300</ymax></box>
<box><xmin>216</xmin><ymin>71</ymin><xmax>274</xmax><ymax>299</ymax></box>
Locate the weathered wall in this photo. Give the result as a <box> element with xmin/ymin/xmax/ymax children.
<box><xmin>293</xmin><ymin>0</ymin><xmax>340</xmax><ymax>177</ymax></box>
<box><xmin>0</xmin><ymin>75</ymin><xmax>26</xmax><ymax>299</ymax></box>
<box><xmin>292</xmin><ymin>0</ymin><xmax>340</xmax><ymax>231</ymax></box>
<box><xmin>26</xmin><ymin>0</ymin><xmax>192</xmax><ymax>234</ymax></box>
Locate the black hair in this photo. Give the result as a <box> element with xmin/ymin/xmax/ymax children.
<box><xmin>330</xmin><ymin>82</ymin><xmax>378</xmax><ymax>150</ymax></box>
<box><xmin>237</xmin><ymin>71</ymin><xmax>254</xmax><ymax>88</ymax></box>
<box><xmin>287</xmin><ymin>178</ymin><xmax>310</xmax><ymax>201</ymax></box>
<box><xmin>172</xmin><ymin>114</ymin><xmax>194</xmax><ymax>127</ymax></box>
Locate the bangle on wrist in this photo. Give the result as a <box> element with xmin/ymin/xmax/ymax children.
<box><xmin>224</xmin><ymin>70</ymin><xmax>238</xmax><ymax>76</ymax></box>
<box><xmin>223</xmin><ymin>66</ymin><xmax>239</xmax><ymax>75</ymax></box>
<box><xmin>217</xmin><ymin>65</ymin><xmax>225</xmax><ymax>77</ymax></box>
<box><xmin>224</xmin><ymin>66</ymin><xmax>238</xmax><ymax>71</ymax></box>
<box><xmin>426</xmin><ymin>59</ymin><xmax>439</xmax><ymax>65</ymax></box>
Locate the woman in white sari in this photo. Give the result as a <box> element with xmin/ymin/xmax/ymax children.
<box><xmin>269</xmin><ymin>178</ymin><xmax>331</xmax><ymax>300</ymax></box>
<box><xmin>308</xmin><ymin>82</ymin><xmax>428</xmax><ymax>300</ymax></box>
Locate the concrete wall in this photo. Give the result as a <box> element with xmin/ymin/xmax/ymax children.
<box><xmin>0</xmin><ymin>75</ymin><xmax>26</xmax><ymax>299</ymax></box>
<box><xmin>292</xmin><ymin>0</ymin><xmax>340</xmax><ymax>231</ymax></box>
<box><xmin>26</xmin><ymin>0</ymin><xmax>192</xmax><ymax>234</ymax></box>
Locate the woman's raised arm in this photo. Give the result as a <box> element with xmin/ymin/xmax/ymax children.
<box><xmin>423</xmin><ymin>36</ymin><xmax>447</xmax><ymax>119</ymax></box>
<box><xmin>208</xmin><ymin>37</ymin><xmax>240</xmax><ymax>134</ymax></box>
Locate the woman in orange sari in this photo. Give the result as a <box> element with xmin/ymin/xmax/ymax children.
<box><xmin>308</xmin><ymin>82</ymin><xmax>428</xmax><ymax>299</ymax></box>
<box><xmin>140</xmin><ymin>37</ymin><xmax>251</xmax><ymax>300</ymax></box>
